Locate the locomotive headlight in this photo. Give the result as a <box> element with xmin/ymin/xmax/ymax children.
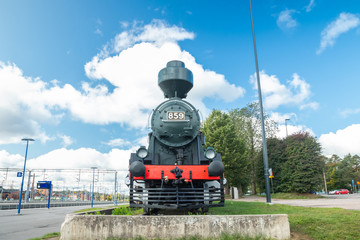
<box><xmin>204</xmin><ymin>147</ymin><xmax>217</xmax><ymax>160</ymax></box>
<box><xmin>136</xmin><ymin>146</ymin><xmax>148</xmax><ymax>159</ymax></box>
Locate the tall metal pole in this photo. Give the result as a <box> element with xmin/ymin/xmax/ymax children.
<box><xmin>323</xmin><ymin>171</ymin><xmax>328</xmax><ymax>194</ymax></box>
<box><xmin>114</xmin><ymin>171</ymin><xmax>118</xmax><ymax>206</ymax></box>
<box><xmin>31</xmin><ymin>173</ymin><xmax>35</xmax><ymax>201</ymax></box>
<box><xmin>25</xmin><ymin>170</ymin><xmax>31</xmax><ymax>202</ymax></box>
<box><xmin>249</xmin><ymin>0</ymin><xmax>271</xmax><ymax>204</ymax></box>
<box><xmin>91</xmin><ymin>167</ymin><xmax>97</xmax><ymax>208</ymax></box>
<box><xmin>18</xmin><ymin>138</ymin><xmax>35</xmax><ymax>214</ymax></box>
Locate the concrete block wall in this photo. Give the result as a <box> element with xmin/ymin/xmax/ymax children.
<box><xmin>61</xmin><ymin>214</ymin><xmax>290</xmax><ymax>239</ymax></box>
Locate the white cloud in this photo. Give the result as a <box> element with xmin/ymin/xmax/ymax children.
<box><xmin>319</xmin><ymin>124</ymin><xmax>360</xmax><ymax>157</ymax></box>
<box><xmin>250</xmin><ymin>71</ymin><xmax>318</xmax><ymax>110</ymax></box>
<box><xmin>340</xmin><ymin>108</ymin><xmax>360</xmax><ymax>118</ymax></box>
<box><xmin>0</xmin><ymin>62</ymin><xmax>58</xmax><ymax>144</ymax></box>
<box><xmin>104</xmin><ymin>19</ymin><xmax>195</xmax><ymax>55</ymax></box>
<box><xmin>277</xmin><ymin>124</ymin><xmax>315</xmax><ymax>139</ymax></box>
<box><xmin>277</xmin><ymin>9</ymin><xmax>298</xmax><ymax>31</ymax></box>
<box><xmin>270</xmin><ymin>112</ymin><xmax>296</xmax><ymax>124</ymax></box>
<box><xmin>305</xmin><ymin>0</ymin><xmax>315</xmax><ymax>12</ymax></box>
<box><xmin>270</xmin><ymin>112</ymin><xmax>314</xmax><ymax>139</ymax></box>
<box><xmin>120</xmin><ymin>21</ymin><xmax>129</xmax><ymax>29</ymax></box>
<box><xmin>0</xmin><ymin>20</ymin><xmax>245</xmax><ymax>144</ymax></box>
<box><xmin>0</xmin><ymin>150</ymin><xmax>24</xmax><ymax>168</ymax></box>
<box><xmin>104</xmin><ymin>138</ymin><xmax>131</xmax><ymax>148</ymax></box>
<box><xmin>84</xmin><ymin>21</ymin><xmax>245</xmax><ymax>123</ymax></box>
<box><xmin>59</xmin><ymin>135</ymin><xmax>74</xmax><ymax>147</ymax></box>
<box><xmin>317</xmin><ymin>12</ymin><xmax>360</xmax><ymax>54</ymax></box>
<box><xmin>299</xmin><ymin>102</ymin><xmax>319</xmax><ymax>110</ymax></box>
<box><xmin>94</xmin><ymin>18</ymin><xmax>103</xmax><ymax>36</ymax></box>
<box><xmin>94</xmin><ymin>28</ymin><xmax>102</xmax><ymax>36</ymax></box>
<box><xmin>28</xmin><ymin>147</ymin><xmax>131</xmax><ymax>170</ymax></box>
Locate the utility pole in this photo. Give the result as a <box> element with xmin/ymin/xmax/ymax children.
<box><xmin>114</xmin><ymin>171</ymin><xmax>118</xmax><ymax>205</ymax></box>
<box><xmin>31</xmin><ymin>173</ymin><xmax>35</xmax><ymax>201</ymax></box>
<box><xmin>323</xmin><ymin>171</ymin><xmax>328</xmax><ymax>194</ymax></box>
<box><xmin>25</xmin><ymin>170</ymin><xmax>31</xmax><ymax>202</ymax></box>
<box><xmin>91</xmin><ymin>167</ymin><xmax>97</xmax><ymax>208</ymax></box>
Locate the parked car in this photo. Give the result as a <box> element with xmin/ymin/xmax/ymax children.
<box><xmin>338</xmin><ymin>189</ymin><xmax>350</xmax><ymax>194</ymax></box>
<box><xmin>329</xmin><ymin>189</ymin><xmax>350</xmax><ymax>195</ymax></box>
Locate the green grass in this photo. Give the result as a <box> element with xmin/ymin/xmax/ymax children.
<box><xmin>112</xmin><ymin>206</ymin><xmax>143</xmax><ymax>215</ymax></box>
<box><xmin>73</xmin><ymin>206</ymin><xmax>115</xmax><ymax>213</ymax></box>
<box><xmin>29</xmin><ymin>232</ymin><xmax>60</xmax><ymax>240</ymax></box>
<box><xmin>258</xmin><ymin>192</ymin><xmax>323</xmax><ymax>199</ymax></box>
<box><xmin>73</xmin><ymin>205</ymin><xmax>143</xmax><ymax>215</ymax></box>
<box><xmin>210</xmin><ymin>201</ymin><xmax>360</xmax><ymax>240</ymax></box>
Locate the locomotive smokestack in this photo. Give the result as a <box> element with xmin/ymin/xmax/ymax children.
<box><xmin>158</xmin><ymin>60</ymin><xmax>193</xmax><ymax>99</ymax></box>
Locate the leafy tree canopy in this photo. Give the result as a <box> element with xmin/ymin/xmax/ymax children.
<box><xmin>202</xmin><ymin>110</ymin><xmax>249</xmax><ymax>193</ymax></box>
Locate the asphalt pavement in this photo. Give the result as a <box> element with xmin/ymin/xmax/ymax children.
<box><xmin>0</xmin><ymin>203</ymin><xmax>122</xmax><ymax>240</ymax></box>
<box><xmin>236</xmin><ymin>193</ymin><xmax>360</xmax><ymax>210</ymax></box>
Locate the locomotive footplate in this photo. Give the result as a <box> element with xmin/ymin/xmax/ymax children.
<box><xmin>132</xmin><ymin>165</ymin><xmax>222</xmax><ymax>181</ymax></box>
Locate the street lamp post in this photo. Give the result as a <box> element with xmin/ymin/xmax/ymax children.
<box><xmin>18</xmin><ymin>138</ymin><xmax>35</xmax><ymax>214</ymax></box>
<box><xmin>249</xmin><ymin>0</ymin><xmax>271</xmax><ymax>204</ymax></box>
<box><xmin>285</xmin><ymin>118</ymin><xmax>290</xmax><ymax>138</ymax></box>
<box><xmin>91</xmin><ymin>167</ymin><xmax>97</xmax><ymax>208</ymax></box>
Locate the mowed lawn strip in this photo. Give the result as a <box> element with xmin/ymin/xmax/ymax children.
<box><xmin>209</xmin><ymin>201</ymin><xmax>360</xmax><ymax>240</ymax></box>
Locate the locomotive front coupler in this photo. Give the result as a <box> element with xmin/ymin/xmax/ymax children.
<box><xmin>172</xmin><ymin>179</ymin><xmax>184</xmax><ymax>185</ymax></box>
<box><xmin>170</xmin><ymin>166</ymin><xmax>184</xmax><ymax>185</ymax></box>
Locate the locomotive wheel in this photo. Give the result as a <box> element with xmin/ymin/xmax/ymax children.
<box><xmin>143</xmin><ymin>207</ymin><xmax>150</xmax><ymax>215</ymax></box>
<box><xmin>143</xmin><ymin>207</ymin><xmax>159</xmax><ymax>215</ymax></box>
<box><xmin>201</xmin><ymin>207</ymin><xmax>209</xmax><ymax>214</ymax></box>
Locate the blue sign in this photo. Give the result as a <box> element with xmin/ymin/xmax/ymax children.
<box><xmin>17</xmin><ymin>172</ymin><xmax>22</xmax><ymax>177</ymax></box>
<box><xmin>37</xmin><ymin>181</ymin><xmax>52</xmax><ymax>189</ymax></box>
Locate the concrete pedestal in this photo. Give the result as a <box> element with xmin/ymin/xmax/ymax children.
<box><xmin>60</xmin><ymin>214</ymin><xmax>290</xmax><ymax>239</ymax></box>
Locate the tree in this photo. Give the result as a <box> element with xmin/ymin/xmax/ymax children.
<box><xmin>202</xmin><ymin>110</ymin><xmax>249</xmax><ymax>195</ymax></box>
<box><xmin>229</xmin><ymin>102</ymin><xmax>277</xmax><ymax>194</ymax></box>
<box><xmin>327</xmin><ymin>154</ymin><xmax>342</xmax><ymax>164</ymax></box>
<box><xmin>256</xmin><ymin>132</ymin><xmax>324</xmax><ymax>193</ymax></box>
<box><xmin>283</xmin><ymin>132</ymin><xmax>324</xmax><ymax>193</ymax></box>
<box><xmin>327</xmin><ymin>154</ymin><xmax>360</xmax><ymax>190</ymax></box>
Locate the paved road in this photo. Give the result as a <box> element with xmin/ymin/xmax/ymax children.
<box><xmin>0</xmin><ymin>203</ymin><xmax>124</xmax><ymax>240</ymax></box>
<box><xmin>236</xmin><ymin>193</ymin><xmax>360</xmax><ymax>210</ymax></box>
<box><xmin>0</xmin><ymin>201</ymin><xmax>113</xmax><ymax>210</ymax></box>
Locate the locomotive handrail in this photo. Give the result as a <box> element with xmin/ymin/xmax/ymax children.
<box><xmin>198</xmin><ymin>109</ymin><xmax>204</xmax><ymax>123</ymax></box>
<box><xmin>162</xmin><ymin>120</ymin><xmax>190</xmax><ymax>122</ymax></box>
<box><xmin>147</xmin><ymin>109</ymin><xmax>154</xmax><ymax>129</ymax></box>
<box><xmin>157</xmin><ymin>99</ymin><xmax>194</xmax><ymax>112</ymax></box>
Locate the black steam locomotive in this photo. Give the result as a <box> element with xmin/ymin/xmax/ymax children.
<box><xmin>128</xmin><ymin>60</ymin><xmax>225</xmax><ymax>213</ymax></box>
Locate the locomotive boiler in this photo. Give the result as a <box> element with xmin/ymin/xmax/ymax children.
<box><xmin>128</xmin><ymin>60</ymin><xmax>225</xmax><ymax>213</ymax></box>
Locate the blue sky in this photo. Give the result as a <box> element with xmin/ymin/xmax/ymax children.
<box><xmin>1</xmin><ymin>0</ymin><xmax>360</xmax><ymax>177</ymax></box>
